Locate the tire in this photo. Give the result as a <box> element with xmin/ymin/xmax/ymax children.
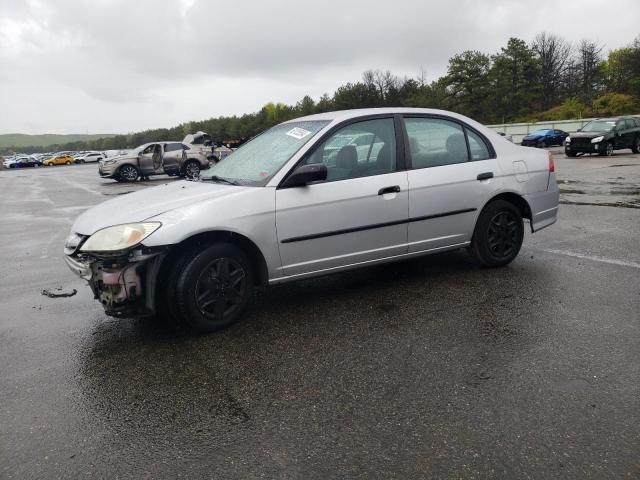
<box><xmin>600</xmin><ymin>142</ymin><xmax>614</xmax><ymax>156</ymax></box>
<box><xmin>538</xmin><ymin>140</ymin><xmax>547</xmax><ymax>148</ymax></box>
<box><xmin>632</xmin><ymin>137</ymin><xmax>640</xmax><ymax>154</ymax></box>
<box><xmin>469</xmin><ymin>200</ymin><xmax>524</xmax><ymax>268</ymax></box>
<box><xmin>172</xmin><ymin>243</ymin><xmax>253</xmax><ymax>332</ymax></box>
<box><xmin>65</xmin><ymin>160</ymin><xmax>71</xmax><ymax>165</ymax></box>
<box><xmin>118</xmin><ymin>164</ymin><xmax>139</xmax><ymax>182</ymax></box>
<box><xmin>183</xmin><ymin>160</ymin><xmax>201</xmax><ymax>179</ymax></box>
<box><xmin>566</xmin><ymin>150</ymin><xmax>577</xmax><ymax>158</ymax></box>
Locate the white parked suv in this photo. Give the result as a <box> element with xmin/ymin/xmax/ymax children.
<box><xmin>65</xmin><ymin>108</ymin><xmax>559</xmax><ymax>332</ymax></box>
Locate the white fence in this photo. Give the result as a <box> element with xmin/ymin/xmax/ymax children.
<box><xmin>487</xmin><ymin>115</ymin><xmax>640</xmax><ymax>144</ymax></box>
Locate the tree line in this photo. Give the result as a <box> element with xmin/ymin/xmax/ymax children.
<box><xmin>7</xmin><ymin>32</ymin><xmax>640</xmax><ymax>154</ymax></box>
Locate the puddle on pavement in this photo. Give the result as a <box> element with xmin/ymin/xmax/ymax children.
<box><xmin>558</xmin><ymin>178</ymin><xmax>640</xmax><ymax>208</ymax></box>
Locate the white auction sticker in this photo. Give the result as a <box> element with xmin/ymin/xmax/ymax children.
<box><xmin>286</xmin><ymin>127</ymin><xmax>311</xmax><ymax>139</ymax></box>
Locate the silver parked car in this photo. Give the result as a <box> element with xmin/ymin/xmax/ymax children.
<box><xmin>98</xmin><ymin>141</ymin><xmax>210</xmax><ymax>182</ymax></box>
<box><xmin>65</xmin><ymin>108</ymin><xmax>559</xmax><ymax>332</ymax></box>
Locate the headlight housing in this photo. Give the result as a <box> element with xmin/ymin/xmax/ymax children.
<box><xmin>80</xmin><ymin>222</ymin><xmax>161</xmax><ymax>252</ymax></box>
<box><xmin>565</xmin><ymin>137</ymin><xmax>571</xmax><ymax>143</ymax></box>
<box><xmin>591</xmin><ymin>136</ymin><xmax>604</xmax><ymax>144</ymax></box>
<box><xmin>103</xmin><ymin>159</ymin><xmax>116</xmax><ymax>165</ymax></box>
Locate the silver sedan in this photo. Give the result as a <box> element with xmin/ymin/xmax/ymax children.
<box><xmin>64</xmin><ymin>108</ymin><xmax>559</xmax><ymax>332</ymax></box>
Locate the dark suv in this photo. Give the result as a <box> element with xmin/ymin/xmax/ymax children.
<box><xmin>565</xmin><ymin>117</ymin><xmax>640</xmax><ymax>157</ymax></box>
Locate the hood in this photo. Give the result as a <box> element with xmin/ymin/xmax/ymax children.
<box><xmin>72</xmin><ymin>180</ymin><xmax>249</xmax><ymax>235</ymax></box>
<box><xmin>523</xmin><ymin>134</ymin><xmax>543</xmax><ymax>140</ymax></box>
<box><xmin>570</xmin><ymin>131</ymin><xmax>608</xmax><ymax>138</ymax></box>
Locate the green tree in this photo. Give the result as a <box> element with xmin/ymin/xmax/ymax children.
<box><xmin>488</xmin><ymin>37</ymin><xmax>541</xmax><ymax>122</ymax></box>
<box><xmin>442</xmin><ymin>50</ymin><xmax>491</xmax><ymax>119</ymax></box>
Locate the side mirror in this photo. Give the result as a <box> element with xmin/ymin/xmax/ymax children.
<box><xmin>281</xmin><ymin>163</ymin><xmax>327</xmax><ymax>188</ymax></box>
<box><xmin>576</xmin><ymin>128</ymin><xmax>581</xmax><ymax>132</ymax></box>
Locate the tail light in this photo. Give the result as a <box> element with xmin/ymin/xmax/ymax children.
<box><xmin>548</xmin><ymin>151</ymin><xmax>555</xmax><ymax>173</ymax></box>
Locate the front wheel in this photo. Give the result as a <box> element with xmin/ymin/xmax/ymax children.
<box><xmin>469</xmin><ymin>200</ymin><xmax>524</xmax><ymax>268</ymax></box>
<box><xmin>631</xmin><ymin>137</ymin><xmax>640</xmax><ymax>154</ymax></box>
<box><xmin>173</xmin><ymin>243</ymin><xmax>253</xmax><ymax>332</ymax></box>
<box><xmin>565</xmin><ymin>150</ymin><xmax>577</xmax><ymax>158</ymax></box>
<box><xmin>600</xmin><ymin>142</ymin><xmax>614</xmax><ymax>156</ymax></box>
<box><xmin>538</xmin><ymin>140</ymin><xmax>547</xmax><ymax>148</ymax></box>
<box><xmin>118</xmin><ymin>164</ymin><xmax>139</xmax><ymax>182</ymax></box>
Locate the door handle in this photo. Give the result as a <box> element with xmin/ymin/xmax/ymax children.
<box><xmin>477</xmin><ymin>172</ymin><xmax>494</xmax><ymax>181</ymax></box>
<box><xmin>378</xmin><ymin>185</ymin><xmax>401</xmax><ymax>195</ymax></box>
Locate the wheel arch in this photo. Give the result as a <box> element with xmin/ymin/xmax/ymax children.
<box><xmin>158</xmin><ymin>230</ymin><xmax>269</xmax><ymax>286</ymax></box>
<box><xmin>478</xmin><ymin>191</ymin><xmax>534</xmax><ymax>233</ymax></box>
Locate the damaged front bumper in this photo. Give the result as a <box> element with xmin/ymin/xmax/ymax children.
<box><xmin>65</xmin><ymin>247</ymin><xmax>166</xmax><ymax>318</ymax></box>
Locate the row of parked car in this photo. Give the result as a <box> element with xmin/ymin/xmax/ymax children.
<box><xmin>2</xmin><ymin>150</ymin><xmax>107</xmax><ymax>168</ymax></box>
<box><xmin>519</xmin><ymin>116</ymin><xmax>640</xmax><ymax>156</ymax></box>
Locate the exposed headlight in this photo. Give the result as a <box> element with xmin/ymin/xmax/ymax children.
<box><xmin>103</xmin><ymin>159</ymin><xmax>116</xmax><ymax>165</ymax></box>
<box><xmin>591</xmin><ymin>136</ymin><xmax>604</xmax><ymax>144</ymax></box>
<box><xmin>80</xmin><ymin>222</ymin><xmax>161</xmax><ymax>252</ymax></box>
<box><xmin>565</xmin><ymin>137</ymin><xmax>571</xmax><ymax>143</ymax></box>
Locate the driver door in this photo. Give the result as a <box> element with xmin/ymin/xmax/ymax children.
<box><xmin>275</xmin><ymin>117</ymin><xmax>409</xmax><ymax>278</ymax></box>
<box><xmin>139</xmin><ymin>144</ymin><xmax>163</xmax><ymax>175</ymax></box>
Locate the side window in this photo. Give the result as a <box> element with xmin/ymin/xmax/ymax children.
<box><xmin>302</xmin><ymin>118</ymin><xmax>396</xmax><ymax>182</ymax></box>
<box><xmin>466</xmin><ymin>128</ymin><xmax>491</xmax><ymax>161</ymax></box>
<box><xmin>164</xmin><ymin>143</ymin><xmax>182</xmax><ymax>152</ymax></box>
<box><xmin>142</xmin><ymin>144</ymin><xmax>155</xmax><ymax>155</ymax></box>
<box><xmin>405</xmin><ymin>117</ymin><xmax>468</xmax><ymax>169</ymax></box>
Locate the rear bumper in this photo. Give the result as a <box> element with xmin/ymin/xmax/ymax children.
<box><xmin>524</xmin><ymin>183</ymin><xmax>560</xmax><ymax>232</ymax></box>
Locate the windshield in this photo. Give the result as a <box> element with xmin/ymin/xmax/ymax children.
<box><xmin>582</xmin><ymin>120</ymin><xmax>616</xmax><ymax>132</ymax></box>
<box><xmin>207</xmin><ymin>120</ymin><xmax>330</xmax><ymax>186</ymax></box>
<box><xmin>531</xmin><ymin>129</ymin><xmax>551</xmax><ymax>135</ymax></box>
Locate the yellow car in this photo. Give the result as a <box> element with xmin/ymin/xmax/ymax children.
<box><xmin>43</xmin><ymin>154</ymin><xmax>74</xmax><ymax>166</ymax></box>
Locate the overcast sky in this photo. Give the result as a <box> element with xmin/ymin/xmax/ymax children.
<box><xmin>1</xmin><ymin>0</ymin><xmax>638</xmax><ymax>134</ymax></box>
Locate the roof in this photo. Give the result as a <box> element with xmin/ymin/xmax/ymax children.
<box><xmin>283</xmin><ymin>107</ymin><xmax>490</xmax><ymax>134</ymax></box>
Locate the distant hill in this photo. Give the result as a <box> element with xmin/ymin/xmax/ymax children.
<box><xmin>0</xmin><ymin>133</ymin><xmax>116</xmax><ymax>149</ymax></box>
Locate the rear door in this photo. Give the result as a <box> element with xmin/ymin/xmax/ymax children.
<box><xmin>403</xmin><ymin>115</ymin><xmax>500</xmax><ymax>252</ymax></box>
<box><xmin>162</xmin><ymin>143</ymin><xmax>185</xmax><ymax>173</ymax></box>
<box><xmin>275</xmin><ymin>116</ymin><xmax>409</xmax><ymax>278</ymax></box>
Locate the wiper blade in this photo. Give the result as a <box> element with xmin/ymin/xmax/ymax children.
<box><xmin>205</xmin><ymin>175</ymin><xmax>241</xmax><ymax>186</ymax></box>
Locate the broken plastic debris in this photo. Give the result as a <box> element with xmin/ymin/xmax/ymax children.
<box><xmin>41</xmin><ymin>287</ymin><xmax>77</xmax><ymax>298</ymax></box>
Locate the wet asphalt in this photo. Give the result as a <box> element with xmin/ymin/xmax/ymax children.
<box><xmin>1</xmin><ymin>149</ymin><xmax>639</xmax><ymax>479</ymax></box>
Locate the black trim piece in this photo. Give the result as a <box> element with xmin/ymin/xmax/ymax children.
<box><xmin>408</xmin><ymin>208</ymin><xmax>477</xmax><ymax>224</ymax></box>
<box><xmin>280</xmin><ymin>207</ymin><xmax>477</xmax><ymax>244</ymax></box>
<box><xmin>477</xmin><ymin>172</ymin><xmax>494</xmax><ymax>180</ymax></box>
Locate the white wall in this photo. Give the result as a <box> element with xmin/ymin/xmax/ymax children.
<box><xmin>487</xmin><ymin>115</ymin><xmax>640</xmax><ymax>144</ymax></box>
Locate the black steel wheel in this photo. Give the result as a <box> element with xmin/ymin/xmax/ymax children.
<box><xmin>631</xmin><ymin>137</ymin><xmax>640</xmax><ymax>154</ymax></box>
<box><xmin>470</xmin><ymin>199</ymin><xmax>524</xmax><ymax>267</ymax></box>
<box><xmin>174</xmin><ymin>243</ymin><xmax>253</xmax><ymax>332</ymax></box>
<box><xmin>119</xmin><ymin>164</ymin><xmax>139</xmax><ymax>182</ymax></box>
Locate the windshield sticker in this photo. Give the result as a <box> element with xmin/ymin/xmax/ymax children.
<box><xmin>286</xmin><ymin>127</ymin><xmax>312</xmax><ymax>139</ymax></box>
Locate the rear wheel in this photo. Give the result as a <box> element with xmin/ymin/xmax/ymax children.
<box><xmin>469</xmin><ymin>200</ymin><xmax>524</xmax><ymax>268</ymax></box>
<box><xmin>118</xmin><ymin>164</ymin><xmax>139</xmax><ymax>182</ymax></box>
<box><xmin>173</xmin><ymin>243</ymin><xmax>253</xmax><ymax>333</ymax></box>
<box><xmin>183</xmin><ymin>160</ymin><xmax>201</xmax><ymax>179</ymax></box>
<box><xmin>632</xmin><ymin>137</ymin><xmax>640</xmax><ymax>154</ymax></box>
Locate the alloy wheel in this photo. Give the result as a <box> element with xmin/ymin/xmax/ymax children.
<box><xmin>194</xmin><ymin>257</ymin><xmax>247</xmax><ymax>321</ymax></box>
<box><xmin>487</xmin><ymin>211</ymin><xmax>519</xmax><ymax>258</ymax></box>
<box><xmin>605</xmin><ymin>143</ymin><xmax>613</xmax><ymax>156</ymax></box>
<box><xmin>120</xmin><ymin>165</ymin><xmax>138</xmax><ymax>181</ymax></box>
<box><xmin>185</xmin><ymin>161</ymin><xmax>200</xmax><ymax>179</ymax></box>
